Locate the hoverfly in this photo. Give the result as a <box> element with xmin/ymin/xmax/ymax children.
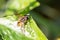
<box><xmin>14</xmin><ymin>10</ymin><xmax>30</xmax><ymax>32</ymax></box>
<box><xmin>17</xmin><ymin>14</ymin><xmax>30</xmax><ymax>32</ymax></box>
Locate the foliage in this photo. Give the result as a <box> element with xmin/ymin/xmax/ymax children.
<box><xmin>0</xmin><ymin>0</ymin><xmax>48</xmax><ymax>40</ymax></box>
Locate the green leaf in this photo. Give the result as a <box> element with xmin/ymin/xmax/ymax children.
<box><xmin>30</xmin><ymin>17</ymin><xmax>48</xmax><ymax>40</ymax></box>
<box><xmin>0</xmin><ymin>24</ymin><xmax>33</xmax><ymax>40</ymax></box>
<box><xmin>0</xmin><ymin>15</ymin><xmax>48</xmax><ymax>40</ymax></box>
<box><xmin>5</xmin><ymin>0</ymin><xmax>40</xmax><ymax>16</ymax></box>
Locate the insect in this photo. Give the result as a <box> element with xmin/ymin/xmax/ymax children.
<box><xmin>17</xmin><ymin>14</ymin><xmax>29</xmax><ymax>27</ymax></box>
<box><xmin>17</xmin><ymin>14</ymin><xmax>29</xmax><ymax>33</ymax></box>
